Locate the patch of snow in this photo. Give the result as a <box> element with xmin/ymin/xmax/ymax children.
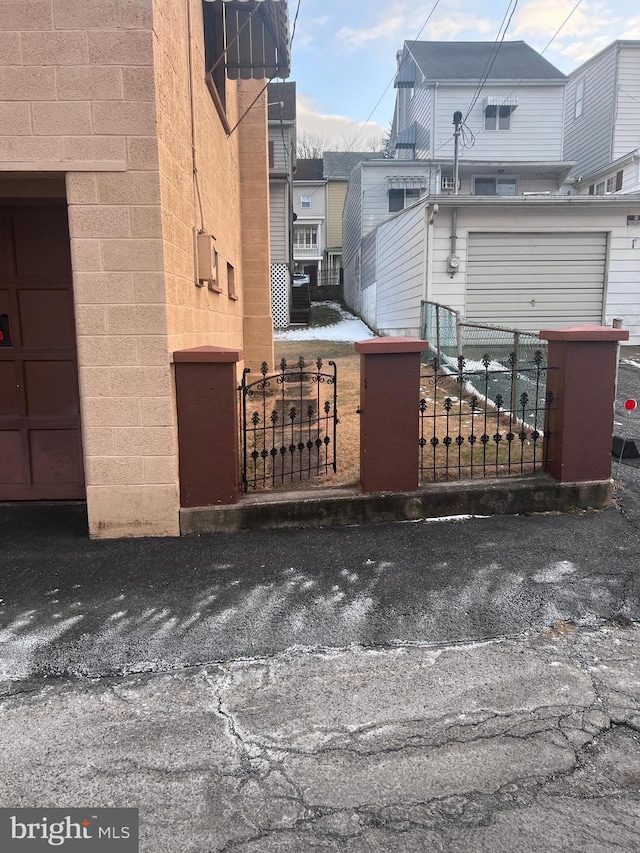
<box><xmin>533</xmin><ymin>560</ymin><xmax>577</xmax><ymax>584</ymax></box>
<box><xmin>274</xmin><ymin>302</ymin><xmax>376</xmax><ymax>342</ymax></box>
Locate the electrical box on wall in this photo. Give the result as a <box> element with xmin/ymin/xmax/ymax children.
<box><xmin>197</xmin><ymin>233</ymin><xmax>218</xmax><ymax>284</ymax></box>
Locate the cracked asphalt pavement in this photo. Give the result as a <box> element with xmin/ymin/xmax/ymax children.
<box><xmin>1</xmin><ymin>355</ymin><xmax>640</xmax><ymax>851</ymax></box>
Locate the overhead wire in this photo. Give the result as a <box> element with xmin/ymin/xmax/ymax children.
<box><xmin>296</xmin><ymin>0</ymin><xmax>442</xmax><ymax>203</ymax></box>
<box><xmin>229</xmin><ymin>0</ymin><xmax>302</xmax><ymax>137</ymax></box>
<box><xmin>463</xmin><ymin>0</ymin><xmax>519</xmax><ymax>125</ymax></box>
<box><xmin>434</xmin><ymin>0</ymin><xmax>585</xmax><ymax>155</ymax></box>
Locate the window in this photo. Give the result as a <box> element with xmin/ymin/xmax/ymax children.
<box><xmin>473</xmin><ymin>177</ymin><xmax>518</xmax><ymax>196</ymax></box>
<box><xmin>202</xmin><ymin>1</ymin><xmax>226</xmax><ymax>115</ymax></box>
<box><xmin>484</xmin><ymin>105</ymin><xmax>512</xmax><ymax>131</ymax></box>
<box><xmin>227</xmin><ymin>262</ymin><xmax>237</xmax><ymax>299</ymax></box>
<box><xmin>268</xmin><ymin>141</ymin><xmax>274</xmax><ymax>169</ymax></box>
<box><xmin>300</xmin><ymin>195</ymin><xmax>311</xmax><ymax>208</ymax></box>
<box><xmin>293</xmin><ymin>226</ymin><xmax>318</xmax><ymax>249</ymax></box>
<box><xmin>595</xmin><ymin>181</ymin><xmax>605</xmax><ymax>195</ymax></box>
<box><xmin>441</xmin><ymin>176</ymin><xmax>460</xmax><ymax>191</ymax></box>
<box><xmin>575</xmin><ymin>79</ymin><xmax>584</xmax><ymax>118</ymax></box>
<box><xmin>606</xmin><ymin>171</ymin><xmax>624</xmax><ymax>193</ymax></box>
<box><xmin>388</xmin><ymin>187</ymin><xmax>421</xmax><ymax>212</ymax></box>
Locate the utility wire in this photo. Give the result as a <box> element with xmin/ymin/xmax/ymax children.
<box><xmin>298</xmin><ymin>0</ymin><xmax>442</xmax><ymax>201</ymax></box>
<box><xmin>463</xmin><ymin>0</ymin><xmax>519</xmax><ymax>124</ymax></box>
<box><xmin>229</xmin><ymin>0</ymin><xmax>302</xmax><ymax>137</ymax></box>
<box><xmin>434</xmin><ymin>0</ymin><xmax>585</xmax><ymax>154</ymax></box>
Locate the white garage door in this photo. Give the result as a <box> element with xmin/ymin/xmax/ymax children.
<box><xmin>466</xmin><ymin>232</ymin><xmax>607</xmax><ymax>332</ymax></box>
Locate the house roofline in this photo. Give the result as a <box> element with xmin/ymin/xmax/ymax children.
<box><xmin>567</xmin><ymin>40</ymin><xmax>640</xmax><ymax>78</ymax></box>
<box><xmin>572</xmin><ymin>149</ymin><xmax>640</xmax><ymax>185</ymax></box>
<box><xmin>429</xmin><ymin>193</ymin><xmax>640</xmax><ymax>207</ymax></box>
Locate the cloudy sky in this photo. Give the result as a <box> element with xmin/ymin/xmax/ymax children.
<box><xmin>287</xmin><ymin>0</ymin><xmax>639</xmax><ymax>147</ymax></box>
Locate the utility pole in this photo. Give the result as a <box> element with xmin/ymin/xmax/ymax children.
<box><xmin>453</xmin><ymin>111</ymin><xmax>462</xmax><ymax>196</ymax></box>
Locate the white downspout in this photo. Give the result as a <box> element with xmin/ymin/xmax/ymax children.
<box><xmin>423</xmin><ymin>201</ymin><xmax>437</xmax><ymax>304</ymax></box>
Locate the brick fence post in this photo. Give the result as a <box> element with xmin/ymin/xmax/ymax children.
<box><xmin>355</xmin><ymin>338</ymin><xmax>427</xmax><ymax>492</ymax></box>
<box><xmin>539</xmin><ymin>324</ymin><xmax>628</xmax><ymax>483</ymax></box>
<box><xmin>173</xmin><ymin>346</ymin><xmax>243</xmax><ymax>507</ymax></box>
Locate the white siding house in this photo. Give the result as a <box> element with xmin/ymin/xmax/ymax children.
<box><xmin>268</xmin><ymin>82</ymin><xmax>296</xmax><ymax>329</ymax></box>
<box><xmin>352</xmin><ymin>195</ymin><xmax>640</xmax><ymax>345</ymax></box>
<box><xmin>293</xmin><ymin>159</ymin><xmax>326</xmax><ymax>285</ymax></box>
<box><xmin>391</xmin><ymin>41</ymin><xmax>567</xmax><ymax>162</ymax></box>
<box><xmin>564</xmin><ymin>41</ymin><xmax>640</xmax><ymax>195</ymax></box>
<box><xmin>344</xmin><ymin>40</ymin><xmax>640</xmax><ymax>346</ymax></box>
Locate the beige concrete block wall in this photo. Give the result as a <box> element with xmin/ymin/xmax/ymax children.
<box><xmin>153</xmin><ymin>0</ymin><xmax>242</xmax><ymax>356</ymax></box>
<box><xmin>152</xmin><ymin>0</ymin><xmax>274</xmax><ymax>368</ymax></box>
<box><xmin>238</xmin><ymin>83</ymin><xmax>275</xmax><ymax>370</ymax></box>
<box><xmin>0</xmin><ymin>0</ymin><xmax>179</xmax><ymax>537</ymax></box>
<box><xmin>1</xmin><ymin>0</ymin><xmax>276</xmax><ymax>536</ymax></box>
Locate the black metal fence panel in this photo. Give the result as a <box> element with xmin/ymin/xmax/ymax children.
<box><xmin>419</xmin><ymin>351</ymin><xmax>554</xmax><ymax>481</ymax></box>
<box><xmin>239</xmin><ymin>357</ymin><xmax>338</xmax><ymax>491</ymax></box>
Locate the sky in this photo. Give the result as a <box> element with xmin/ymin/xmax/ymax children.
<box><xmin>287</xmin><ymin>0</ymin><xmax>640</xmax><ymax>148</ymax></box>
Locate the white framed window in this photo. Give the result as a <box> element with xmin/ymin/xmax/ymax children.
<box><xmin>300</xmin><ymin>195</ymin><xmax>311</xmax><ymax>208</ymax></box>
<box><xmin>484</xmin><ymin>105</ymin><xmax>512</xmax><ymax>131</ymax></box>
<box><xmin>595</xmin><ymin>181</ymin><xmax>605</xmax><ymax>195</ymax></box>
<box><xmin>473</xmin><ymin>176</ymin><xmax>518</xmax><ymax>196</ymax></box>
<box><xmin>293</xmin><ymin>225</ymin><xmax>318</xmax><ymax>249</ymax></box>
<box><xmin>575</xmin><ymin>79</ymin><xmax>584</xmax><ymax>118</ymax></box>
<box><xmin>441</xmin><ymin>176</ymin><xmax>461</xmax><ymax>191</ymax></box>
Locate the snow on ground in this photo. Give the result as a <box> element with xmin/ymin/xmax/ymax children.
<box><xmin>274</xmin><ymin>302</ymin><xmax>376</xmax><ymax>342</ymax></box>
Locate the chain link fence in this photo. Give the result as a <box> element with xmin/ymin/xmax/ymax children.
<box><xmin>421</xmin><ymin>300</ymin><xmax>549</xmax><ymax>423</ymax></box>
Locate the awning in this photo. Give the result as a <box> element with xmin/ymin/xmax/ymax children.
<box><xmin>386</xmin><ymin>175</ymin><xmax>428</xmax><ymax>190</ymax></box>
<box><xmin>482</xmin><ymin>95</ymin><xmax>519</xmax><ymax>109</ymax></box>
<box><xmin>208</xmin><ymin>0</ymin><xmax>290</xmax><ymax>80</ymax></box>
<box><xmin>395</xmin><ymin>122</ymin><xmax>417</xmax><ymax>150</ymax></box>
<box><xmin>394</xmin><ymin>59</ymin><xmax>416</xmax><ymax>89</ymax></box>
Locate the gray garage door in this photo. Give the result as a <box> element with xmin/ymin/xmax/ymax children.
<box><xmin>466</xmin><ymin>232</ymin><xmax>607</xmax><ymax>332</ymax></box>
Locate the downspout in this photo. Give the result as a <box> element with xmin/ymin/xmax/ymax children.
<box><xmin>611</xmin><ymin>44</ymin><xmax>621</xmax><ymax>163</ymax></box>
<box><xmin>423</xmin><ymin>201</ymin><xmax>437</xmax><ymax>304</ymax></box>
<box><xmin>450</xmin><ymin>206</ymin><xmax>457</xmax><ymax>258</ymax></box>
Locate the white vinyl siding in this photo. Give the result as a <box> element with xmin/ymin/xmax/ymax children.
<box><xmin>408</xmin><ymin>83</ymin><xmax>432</xmax><ymax>158</ymax></box>
<box><xmin>269</xmin><ymin>182</ymin><xmax>287</xmax><ymax>262</ymax></box>
<box><xmin>268</xmin><ymin>126</ymin><xmax>290</xmax><ymax>173</ymax></box>
<box><xmin>361</xmin><ymin>231</ymin><xmax>377</xmax><ymax>290</ymax></box>
<box><xmin>563</xmin><ymin>45</ymin><xmax>617</xmax><ymax>177</ymax></box>
<box><xmin>466</xmin><ymin>232</ymin><xmax>606</xmax><ymax>331</ymax></box>
<box><xmin>375</xmin><ymin>203</ymin><xmax>426</xmax><ymax>335</ymax></box>
<box><xmin>613</xmin><ymin>46</ymin><xmax>640</xmax><ymax>160</ymax></box>
<box><xmin>434</xmin><ymin>84</ymin><xmax>565</xmax><ymax>161</ymax></box>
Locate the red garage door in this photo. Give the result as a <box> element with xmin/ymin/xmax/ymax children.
<box><xmin>0</xmin><ymin>202</ymin><xmax>85</xmax><ymax>500</ymax></box>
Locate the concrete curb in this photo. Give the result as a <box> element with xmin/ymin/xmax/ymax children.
<box><xmin>180</xmin><ymin>476</ymin><xmax>614</xmax><ymax>534</ymax></box>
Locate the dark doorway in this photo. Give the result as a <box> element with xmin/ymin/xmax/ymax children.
<box><xmin>0</xmin><ymin>202</ymin><xmax>85</xmax><ymax>500</ymax></box>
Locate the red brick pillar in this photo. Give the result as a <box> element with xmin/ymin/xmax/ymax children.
<box><xmin>539</xmin><ymin>325</ymin><xmax>628</xmax><ymax>483</ymax></box>
<box><xmin>355</xmin><ymin>338</ymin><xmax>427</xmax><ymax>493</ymax></box>
<box><xmin>173</xmin><ymin>346</ymin><xmax>243</xmax><ymax>507</ymax></box>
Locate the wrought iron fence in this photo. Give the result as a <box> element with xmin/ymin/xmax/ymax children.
<box><xmin>419</xmin><ymin>351</ymin><xmax>554</xmax><ymax>481</ymax></box>
<box><xmin>239</xmin><ymin>357</ymin><xmax>337</xmax><ymax>492</ymax></box>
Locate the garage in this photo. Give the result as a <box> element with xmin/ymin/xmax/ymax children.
<box><xmin>0</xmin><ymin>202</ymin><xmax>85</xmax><ymax>500</ymax></box>
<box><xmin>465</xmin><ymin>231</ymin><xmax>607</xmax><ymax>332</ymax></box>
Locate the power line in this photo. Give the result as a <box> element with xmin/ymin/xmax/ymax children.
<box><xmin>230</xmin><ymin>0</ymin><xmax>303</xmax><ymax>137</ymax></box>
<box><xmin>297</xmin><ymin>0</ymin><xmax>442</xmax><ymax>200</ymax></box>
<box><xmin>435</xmin><ymin>0</ymin><xmax>585</xmax><ymax>154</ymax></box>
<box><xmin>463</xmin><ymin>0</ymin><xmax>519</xmax><ymax>124</ymax></box>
